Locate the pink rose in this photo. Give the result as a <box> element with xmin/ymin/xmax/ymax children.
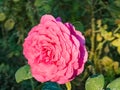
<box><xmin>23</xmin><ymin>15</ymin><xmax>88</xmax><ymax>84</ymax></box>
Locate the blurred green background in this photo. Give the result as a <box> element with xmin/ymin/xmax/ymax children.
<box><xmin>0</xmin><ymin>0</ymin><xmax>120</xmax><ymax>90</ymax></box>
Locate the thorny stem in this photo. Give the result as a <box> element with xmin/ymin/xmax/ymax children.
<box><xmin>88</xmin><ymin>0</ymin><xmax>98</xmax><ymax>75</ymax></box>
<box><xmin>89</xmin><ymin>0</ymin><xmax>96</xmax><ymax>62</ymax></box>
<box><xmin>89</xmin><ymin>18</ymin><xmax>95</xmax><ymax>60</ymax></box>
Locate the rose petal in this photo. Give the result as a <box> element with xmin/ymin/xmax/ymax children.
<box><xmin>40</xmin><ymin>14</ymin><xmax>56</xmax><ymax>24</ymax></box>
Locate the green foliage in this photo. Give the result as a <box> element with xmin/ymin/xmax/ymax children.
<box><xmin>86</xmin><ymin>17</ymin><xmax>120</xmax><ymax>85</ymax></box>
<box><xmin>13</xmin><ymin>0</ymin><xmax>20</xmax><ymax>3</ymax></box>
<box><xmin>85</xmin><ymin>74</ymin><xmax>104</xmax><ymax>90</ymax></box>
<box><xmin>85</xmin><ymin>75</ymin><xmax>120</xmax><ymax>90</ymax></box>
<box><xmin>15</xmin><ymin>65</ymin><xmax>32</xmax><ymax>83</ymax></box>
<box><xmin>73</xmin><ymin>21</ymin><xmax>84</xmax><ymax>33</ymax></box>
<box><xmin>0</xmin><ymin>63</ymin><xmax>9</xmax><ymax>73</ymax></box>
<box><xmin>107</xmin><ymin>78</ymin><xmax>120</xmax><ymax>90</ymax></box>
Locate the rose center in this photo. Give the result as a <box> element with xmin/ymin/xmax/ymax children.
<box><xmin>40</xmin><ymin>47</ymin><xmax>53</xmax><ymax>63</ymax></box>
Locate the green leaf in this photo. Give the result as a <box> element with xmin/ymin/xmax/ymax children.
<box><xmin>107</xmin><ymin>78</ymin><xmax>120</xmax><ymax>90</ymax></box>
<box><xmin>85</xmin><ymin>74</ymin><xmax>104</xmax><ymax>90</ymax></box>
<box><xmin>15</xmin><ymin>65</ymin><xmax>32</xmax><ymax>83</ymax></box>
<box><xmin>111</xmin><ymin>39</ymin><xmax>120</xmax><ymax>47</ymax></box>
<box><xmin>41</xmin><ymin>82</ymin><xmax>62</xmax><ymax>90</ymax></box>
<box><xmin>96</xmin><ymin>42</ymin><xmax>104</xmax><ymax>50</ymax></box>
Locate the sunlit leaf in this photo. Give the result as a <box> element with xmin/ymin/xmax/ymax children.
<box><xmin>15</xmin><ymin>65</ymin><xmax>32</xmax><ymax>83</ymax></box>
<box><xmin>96</xmin><ymin>42</ymin><xmax>104</xmax><ymax>50</ymax></box>
<box><xmin>107</xmin><ymin>78</ymin><xmax>120</xmax><ymax>90</ymax></box>
<box><xmin>85</xmin><ymin>74</ymin><xmax>104</xmax><ymax>90</ymax></box>
<box><xmin>96</xmin><ymin>33</ymin><xmax>103</xmax><ymax>42</ymax></box>
<box><xmin>111</xmin><ymin>39</ymin><xmax>120</xmax><ymax>47</ymax></box>
<box><xmin>101</xmin><ymin>56</ymin><xmax>113</xmax><ymax>66</ymax></box>
<box><xmin>114</xmin><ymin>33</ymin><xmax>120</xmax><ymax>38</ymax></box>
<box><xmin>102</xmin><ymin>31</ymin><xmax>114</xmax><ymax>41</ymax></box>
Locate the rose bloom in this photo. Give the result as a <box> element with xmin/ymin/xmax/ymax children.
<box><xmin>23</xmin><ymin>15</ymin><xmax>88</xmax><ymax>84</ymax></box>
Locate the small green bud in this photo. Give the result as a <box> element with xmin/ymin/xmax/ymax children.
<box><xmin>4</xmin><ymin>19</ymin><xmax>15</xmax><ymax>31</ymax></box>
<box><xmin>0</xmin><ymin>13</ymin><xmax>6</xmax><ymax>21</ymax></box>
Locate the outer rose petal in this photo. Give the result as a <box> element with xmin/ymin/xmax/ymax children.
<box><xmin>40</xmin><ymin>14</ymin><xmax>56</xmax><ymax>24</ymax></box>
<box><xmin>56</xmin><ymin>17</ymin><xmax>62</xmax><ymax>22</ymax></box>
<box><xmin>23</xmin><ymin>14</ymin><xmax>88</xmax><ymax>84</ymax></box>
<box><xmin>65</xmin><ymin>23</ymin><xmax>85</xmax><ymax>44</ymax></box>
<box><xmin>31</xmin><ymin>63</ymin><xmax>58</xmax><ymax>82</ymax></box>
